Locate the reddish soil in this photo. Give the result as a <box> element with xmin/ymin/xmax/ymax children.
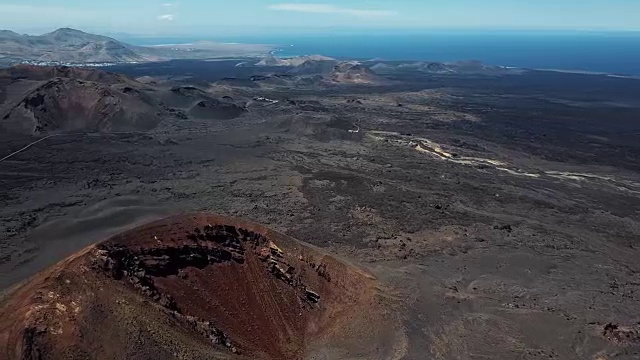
<box><xmin>0</xmin><ymin>214</ymin><xmax>395</xmax><ymax>360</ymax></box>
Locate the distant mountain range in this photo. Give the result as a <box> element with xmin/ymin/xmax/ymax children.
<box><xmin>0</xmin><ymin>28</ymin><xmax>155</xmax><ymax>64</ymax></box>
<box><xmin>255</xmin><ymin>55</ymin><xmax>336</xmax><ymax>67</ymax></box>
<box><xmin>249</xmin><ymin>54</ymin><xmax>522</xmax><ymax>81</ymax></box>
<box><xmin>367</xmin><ymin>60</ymin><xmax>524</xmax><ymax>75</ymax></box>
<box><xmin>0</xmin><ymin>28</ymin><xmax>274</xmax><ymax>66</ymax></box>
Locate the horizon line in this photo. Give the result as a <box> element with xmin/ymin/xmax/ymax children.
<box><xmin>4</xmin><ymin>26</ymin><xmax>640</xmax><ymax>37</ymax></box>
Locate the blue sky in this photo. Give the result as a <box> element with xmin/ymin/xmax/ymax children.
<box><xmin>1</xmin><ymin>0</ymin><xmax>639</xmax><ymax>35</ymax></box>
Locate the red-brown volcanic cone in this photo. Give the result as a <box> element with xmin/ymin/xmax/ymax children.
<box><xmin>0</xmin><ymin>214</ymin><xmax>399</xmax><ymax>360</ymax></box>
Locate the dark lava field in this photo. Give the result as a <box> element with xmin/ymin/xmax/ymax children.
<box><xmin>1</xmin><ymin>59</ymin><xmax>639</xmax><ymax>359</ymax></box>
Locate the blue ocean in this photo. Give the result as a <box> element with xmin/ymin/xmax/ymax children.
<box><xmin>121</xmin><ymin>31</ymin><xmax>640</xmax><ymax>75</ymax></box>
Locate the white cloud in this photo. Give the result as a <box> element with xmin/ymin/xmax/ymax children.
<box><xmin>268</xmin><ymin>3</ymin><xmax>396</xmax><ymax>18</ymax></box>
<box><xmin>157</xmin><ymin>14</ymin><xmax>174</xmax><ymax>21</ymax></box>
<box><xmin>162</xmin><ymin>3</ymin><xmax>174</xmax><ymax>7</ymax></box>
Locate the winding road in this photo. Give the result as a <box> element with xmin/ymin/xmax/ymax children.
<box><xmin>0</xmin><ymin>134</ymin><xmax>57</xmax><ymax>163</ymax></box>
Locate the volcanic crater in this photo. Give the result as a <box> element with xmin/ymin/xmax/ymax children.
<box><xmin>0</xmin><ymin>214</ymin><xmax>398</xmax><ymax>360</ymax></box>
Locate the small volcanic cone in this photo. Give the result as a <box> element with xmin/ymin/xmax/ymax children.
<box><xmin>187</xmin><ymin>99</ymin><xmax>247</xmax><ymax>120</ymax></box>
<box><xmin>0</xmin><ymin>214</ymin><xmax>397</xmax><ymax>360</ymax></box>
<box><xmin>0</xmin><ymin>65</ymin><xmax>169</xmax><ymax>134</ymax></box>
<box><xmin>329</xmin><ymin>62</ymin><xmax>381</xmax><ymax>84</ymax></box>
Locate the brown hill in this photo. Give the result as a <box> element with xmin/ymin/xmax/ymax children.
<box><xmin>329</xmin><ymin>62</ymin><xmax>381</xmax><ymax>85</ymax></box>
<box><xmin>0</xmin><ymin>66</ymin><xmax>249</xmax><ymax>134</ymax></box>
<box><xmin>161</xmin><ymin>86</ymin><xmax>248</xmax><ymax>120</ymax></box>
<box><xmin>187</xmin><ymin>99</ymin><xmax>247</xmax><ymax>120</ymax></box>
<box><xmin>287</xmin><ymin>59</ymin><xmax>339</xmax><ymax>75</ymax></box>
<box><xmin>0</xmin><ymin>214</ymin><xmax>398</xmax><ymax>360</ymax></box>
<box><xmin>0</xmin><ymin>65</ymin><xmax>169</xmax><ymax>134</ymax></box>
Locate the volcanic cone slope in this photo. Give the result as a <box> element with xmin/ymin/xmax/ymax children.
<box><xmin>0</xmin><ymin>214</ymin><xmax>399</xmax><ymax>360</ymax></box>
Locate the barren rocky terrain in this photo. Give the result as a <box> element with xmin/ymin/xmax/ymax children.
<box><xmin>0</xmin><ymin>59</ymin><xmax>639</xmax><ymax>359</ymax></box>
